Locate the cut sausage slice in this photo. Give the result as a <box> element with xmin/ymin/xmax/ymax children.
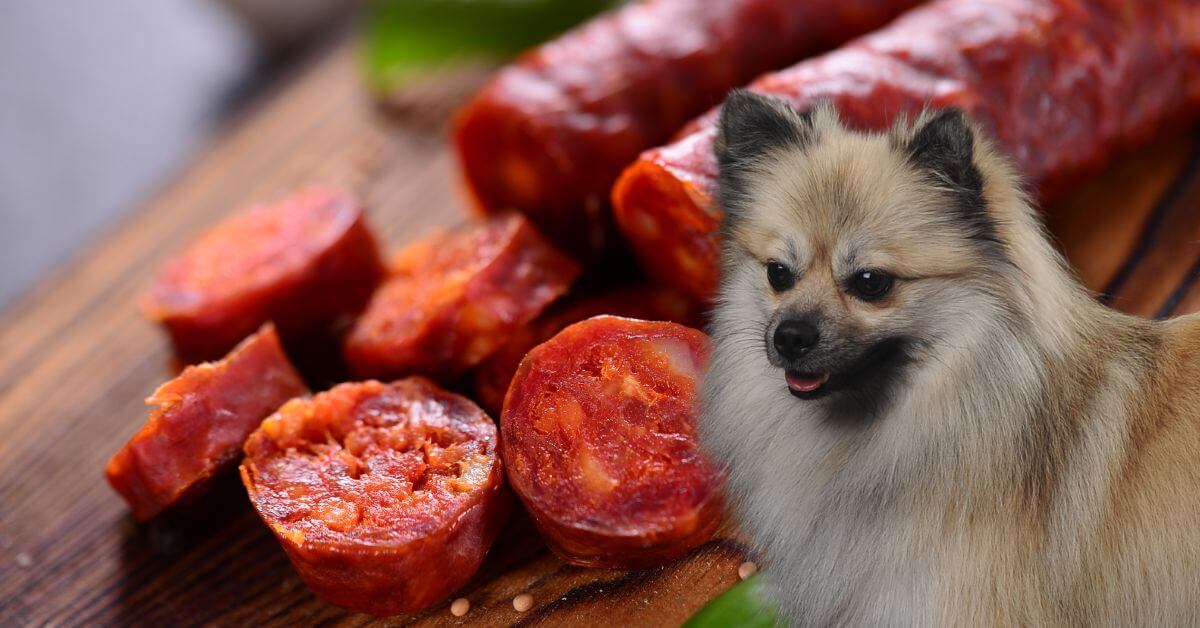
<box><xmin>143</xmin><ymin>187</ymin><xmax>385</xmax><ymax>361</ymax></box>
<box><xmin>106</xmin><ymin>324</ymin><xmax>307</xmax><ymax>521</ymax></box>
<box><xmin>501</xmin><ymin>316</ymin><xmax>722</xmax><ymax>569</ymax></box>
<box><xmin>240</xmin><ymin>378</ymin><xmax>509</xmax><ymax>616</ymax></box>
<box><xmin>473</xmin><ymin>285</ymin><xmax>703</xmax><ymax>416</ymax></box>
<box><xmin>344</xmin><ymin>213</ymin><xmax>581</xmax><ymax>381</ymax></box>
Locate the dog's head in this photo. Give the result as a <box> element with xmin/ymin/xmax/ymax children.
<box><xmin>712</xmin><ymin>91</ymin><xmax>1022</xmax><ymax>420</ymax></box>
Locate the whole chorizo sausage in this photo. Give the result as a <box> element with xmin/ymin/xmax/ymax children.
<box><xmin>106</xmin><ymin>324</ymin><xmax>307</xmax><ymax>521</ymax></box>
<box><xmin>240</xmin><ymin>378</ymin><xmax>509</xmax><ymax>616</ymax></box>
<box><xmin>454</xmin><ymin>0</ymin><xmax>922</xmax><ymax>258</ymax></box>
<box><xmin>612</xmin><ymin>0</ymin><xmax>1200</xmax><ymax>301</ymax></box>
<box><xmin>501</xmin><ymin>316</ymin><xmax>722</xmax><ymax>569</ymax></box>
<box><xmin>143</xmin><ymin>187</ymin><xmax>385</xmax><ymax>361</ymax></box>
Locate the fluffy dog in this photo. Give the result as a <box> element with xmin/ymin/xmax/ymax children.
<box><xmin>701</xmin><ymin>90</ymin><xmax>1200</xmax><ymax>625</ymax></box>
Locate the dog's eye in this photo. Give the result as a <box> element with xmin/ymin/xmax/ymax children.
<box><xmin>848</xmin><ymin>270</ymin><xmax>893</xmax><ymax>301</ymax></box>
<box><xmin>766</xmin><ymin>261</ymin><xmax>795</xmax><ymax>292</ymax></box>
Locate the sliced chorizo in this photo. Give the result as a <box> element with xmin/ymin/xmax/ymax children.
<box><xmin>343</xmin><ymin>213</ymin><xmax>581</xmax><ymax>381</ymax></box>
<box><xmin>501</xmin><ymin>316</ymin><xmax>722</xmax><ymax>569</ymax></box>
<box><xmin>240</xmin><ymin>378</ymin><xmax>508</xmax><ymax>616</ymax></box>
<box><xmin>143</xmin><ymin>187</ymin><xmax>385</xmax><ymax>361</ymax></box>
<box><xmin>106</xmin><ymin>324</ymin><xmax>308</xmax><ymax>521</ymax></box>
<box><xmin>612</xmin><ymin>0</ymin><xmax>1200</xmax><ymax>301</ymax></box>
<box><xmin>473</xmin><ymin>285</ymin><xmax>703</xmax><ymax>416</ymax></box>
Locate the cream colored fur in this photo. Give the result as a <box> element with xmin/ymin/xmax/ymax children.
<box><xmin>702</xmin><ymin>101</ymin><xmax>1200</xmax><ymax>626</ymax></box>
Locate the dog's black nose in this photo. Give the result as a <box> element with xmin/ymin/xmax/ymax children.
<box><xmin>774</xmin><ymin>320</ymin><xmax>819</xmax><ymax>359</ymax></box>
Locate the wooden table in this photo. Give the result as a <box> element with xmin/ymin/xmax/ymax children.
<box><xmin>2</xmin><ymin>33</ymin><xmax>1198</xmax><ymax>626</ymax></box>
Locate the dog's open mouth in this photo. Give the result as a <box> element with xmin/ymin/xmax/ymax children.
<box><xmin>781</xmin><ymin>338</ymin><xmax>910</xmax><ymax>402</ymax></box>
<box><xmin>785</xmin><ymin>370</ymin><xmax>831</xmax><ymax>398</ymax></box>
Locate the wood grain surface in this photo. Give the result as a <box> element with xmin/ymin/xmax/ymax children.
<box><xmin>1</xmin><ymin>32</ymin><xmax>1198</xmax><ymax>627</ymax></box>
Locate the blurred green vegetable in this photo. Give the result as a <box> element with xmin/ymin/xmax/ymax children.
<box><xmin>684</xmin><ymin>574</ymin><xmax>782</xmax><ymax>628</ymax></box>
<box><xmin>363</xmin><ymin>0</ymin><xmax>616</xmax><ymax>95</ymax></box>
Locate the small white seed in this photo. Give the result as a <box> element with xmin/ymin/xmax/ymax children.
<box><xmin>738</xmin><ymin>560</ymin><xmax>758</xmax><ymax>580</ymax></box>
<box><xmin>513</xmin><ymin>593</ymin><xmax>534</xmax><ymax>612</ymax></box>
<box><xmin>450</xmin><ymin>597</ymin><xmax>470</xmax><ymax>617</ymax></box>
<box><xmin>15</xmin><ymin>552</ymin><xmax>33</xmax><ymax>568</ymax></box>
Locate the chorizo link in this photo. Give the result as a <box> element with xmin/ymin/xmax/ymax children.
<box><xmin>612</xmin><ymin>0</ymin><xmax>1200</xmax><ymax>301</ymax></box>
<box><xmin>454</xmin><ymin>0</ymin><xmax>922</xmax><ymax>258</ymax></box>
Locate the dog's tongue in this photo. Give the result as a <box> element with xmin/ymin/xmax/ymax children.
<box><xmin>786</xmin><ymin>371</ymin><xmax>830</xmax><ymax>393</ymax></box>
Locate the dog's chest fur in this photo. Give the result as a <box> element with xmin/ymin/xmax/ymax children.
<box><xmin>706</xmin><ymin>318</ymin><xmax>1200</xmax><ymax>626</ymax></box>
<box><xmin>714</xmin><ymin>363</ymin><xmax>1050</xmax><ymax>625</ymax></box>
<box><xmin>704</xmin><ymin>291</ymin><xmax>1150</xmax><ymax>622</ymax></box>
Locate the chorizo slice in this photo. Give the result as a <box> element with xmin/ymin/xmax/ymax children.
<box><xmin>473</xmin><ymin>285</ymin><xmax>703</xmax><ymax>416</ymax></box>
<box><xmin>343</xmin><ymin>213</ymin><xmax>581</xmax><ymax>381</ymax></box>
<box><xmin>501</xmin><ymin>316</ymin><xmax>722</xmax><ymax>569</ymax></box>
<box><xmin>612</xmin><ymin>0</ymin><xmax>1200</xmax><ymax>301</ymax></box>
<box><xmin>143</xmin><ymin>187</ymin><xmax>386</xmax><ymax>361</ymax></box>
<box><xmin>453</xmin><ymin>0</ymin><xmax>921</xmax><ymax>259</ymax></box>
<box><xmin>106</xmin><ymin>324</ymin><xmax>308</xmax><ymax>522</ymax></box>
<box><xmin>240</xmin><ymin>378</ymin><xmax>509</xmax><ymax>616</ymax></box>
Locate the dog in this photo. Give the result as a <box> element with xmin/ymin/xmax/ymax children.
<box><xmin>700</xmin><ymin>90</ymin><xmax>1200</xmax><ymax>626</ymax></box>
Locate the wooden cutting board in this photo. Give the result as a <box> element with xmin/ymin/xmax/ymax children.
<box><xmin>1</xmin><ymin>33</ymin><xmax>1198</xmax><ymax>627</ymax></box>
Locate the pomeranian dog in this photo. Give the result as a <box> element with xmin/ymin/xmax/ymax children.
<box><xmin>701</xmin><ymin>90</ymin><xmax>1200</xmax><ymax>626</ymax></box>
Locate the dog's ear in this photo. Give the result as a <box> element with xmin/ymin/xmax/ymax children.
<box><xmin>715</xmin><ymin>90</ymin><xmax>812</xmax><ymax>226</ymax></box>
<box><xmin>905</xmin><ymin>108</ymin><xmax>993</xmax><ymax>242</ymax></box>
<box><xmin>715</xmin><ymin>90</ymin><xmax>811</xmax><ymax>167</ymax></box>
<box><xmin>906</xmin><ymin>108</ymin><xmax>985</xmax><ymax>200</ymax></box>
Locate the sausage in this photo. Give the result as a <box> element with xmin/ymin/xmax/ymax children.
<box><xmin>472</xmin><ymin>285</ymin><xmax>703</xmax><ymax>416</ymax></box>
<box><xmin>143</xmin><ymin>187</ymin><xmax>386</xmax><ymax>362</ymax></box>
<box><xmin>343</xmin><ymin>213</ymin><xmax>581</xmax><ymax>381</ymax></box>
<box><xmin>501</xmin><ymin>316</ymin><xmax>722</xmax><ymax>569</ymax></box>
<box><xmin>240</xmin><ymin>378</ymin><xmax>509</xmax><ymax>616</ymax></box>
<box><xmin>612</xmin><ymin>0</ymin><xmax>1200</xmax><ymax>301</ymax></box>
<box><xmin>106</xmin><ymin>324</ymin><xmax>307</xmax><ymax>521</ymax></box>
<box><xmin>453</xmin><ymin>0</ymin><xmax>922</xmax><ymax>258</ymax></box>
